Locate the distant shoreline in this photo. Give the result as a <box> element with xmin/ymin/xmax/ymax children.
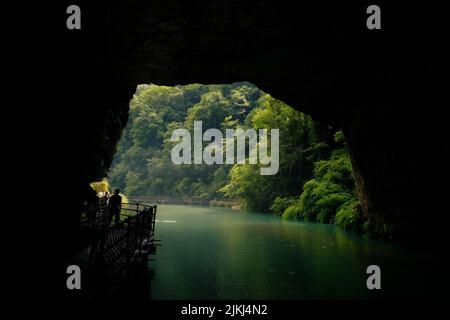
<box><xmin>127</xmin><ymin>196</ymin><xmax>241</xmax><ymax>210</ymax></box>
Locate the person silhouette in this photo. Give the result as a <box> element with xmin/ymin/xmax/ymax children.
<box><xmin>100</xmin><ymin>191</ymin><xmax>109</xmax><ymax>207</ymax></box>
<box><xmin>109</xmin><ymin>189</ymin><xmax>122</xmax><ymax>225</ymax></box>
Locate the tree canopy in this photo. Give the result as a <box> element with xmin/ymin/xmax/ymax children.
<box><xmin>108</xmin><ymin>83</ymin><xmax>366</xmax><ymax>233</ymax></box>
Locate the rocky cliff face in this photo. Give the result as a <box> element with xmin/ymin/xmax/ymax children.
<box><xmin>52</xmin><ymin>1</ymin><xmax>449</xmax><ymax>242</ymax></box>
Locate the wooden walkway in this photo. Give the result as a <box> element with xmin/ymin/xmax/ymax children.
<box><xmin>76</xmin><ymin>202</ymin><xmax>159</xmax><ymax>296</ymax></box>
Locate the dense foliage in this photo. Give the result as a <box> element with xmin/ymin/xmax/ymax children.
<box><xmin>272</xmin><ymin>132</ymin><xmax>364</xmax><ymax>232</ymax></box>
<box><xmin>109</xmin><ymin>83</ymin><xmax>262</xmax><ymax>200</ymax></box>
<box><xmin>108</xmin><ymin>83</ymin><xmax>366</xmax><ymax>232</ymax></box>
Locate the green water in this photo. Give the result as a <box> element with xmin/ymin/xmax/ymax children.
<box><xmin>146</xmin><ymin>205</ymin><xmax>442</xmax><ymax>299</ymax></box>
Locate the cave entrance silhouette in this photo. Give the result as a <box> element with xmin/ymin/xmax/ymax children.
<box><xmin>56</xmin><ymin>2</ymin><xmax>449</xmax><ymax>253</ymax></box>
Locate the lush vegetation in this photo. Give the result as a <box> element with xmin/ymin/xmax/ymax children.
<box><xmin>90</xmin><ymin>178</ymin><xmax>130</xmax><ymax>206</ymax></box>
<box><xmin>107</xmin><ymin>83</ymin><xmax>366</xmax><ymax>232</ymax></box>
<box><xmin>109</xmin><ymin>83</ymin><xmax>262</xmax><ymax>200</ymax></box>
<box><xmin>271</xmin><ymin>132</ymin><xmax>364</xmax><ymax>232</ymax></box>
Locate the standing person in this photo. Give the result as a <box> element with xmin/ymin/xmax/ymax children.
<box><xmin>100</xmin><ymin>191</ymin><xmax>109</xmax><ymax>207</ymax></box>
<box><xmin>109</xmin><ymin>189</ymin><xmax>122</xmax><ymax>225</ymax></box>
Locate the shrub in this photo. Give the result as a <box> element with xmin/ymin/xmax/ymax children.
<box><xmin>297</xmin><ymin>180</ymin><xmax>345</xmax><ymax>221</ymax></box>
<box><xmin>271</xmin><ymin>196</ymin><xmax>296</xmax><ymax>215</ymax></box>
<box><xmin>334</xmin><ymin>198</ymin><xmax>362</xmax><ymax>231</ymax></box>
<box><xmin>282</xmin><ymin>203</ymin><xmax>302</xmax><ymax>220</ymax></box>
<box><xmin>90</xmin><ymin>179</ymin><xmax>110</xmax><ymax>194</ymax></box>
<box><xmin>316</xmin><ymin>192</ymin><xmax>353</xmax><ymax>223</ymax></box>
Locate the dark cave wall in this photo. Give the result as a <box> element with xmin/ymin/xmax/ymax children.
<box><xmin>56</xmin><ymin>1</ymin><xmax>449</xmax><ymax>241</ymax></box>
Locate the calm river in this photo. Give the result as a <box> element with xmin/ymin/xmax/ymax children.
<box><xmin>125</xmin><ymin>205</ymin><xmax>443</xmax><ymax>299</ymax></box>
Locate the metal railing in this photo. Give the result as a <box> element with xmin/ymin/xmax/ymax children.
<box><xmin>86</xmin><ymin>202</ymin><xmax>159</xmax><ymax>284</ymax></box>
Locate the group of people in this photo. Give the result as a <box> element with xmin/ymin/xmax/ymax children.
<box><xmin>85</xmin><ymin>188</ymin><xmax>122</xmax><ymax>225</ymax></box>
<box><xmin>85</xmin><ymin>188</ymin><xmax>156</xmax><ymax>227</ymax></box>
<box><xmin>99</xmin><ymin>189</ymin><xmax>123</xmax><ymax>225</ymax></box>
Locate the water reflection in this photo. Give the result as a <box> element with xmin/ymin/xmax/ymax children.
<box><xmin>147</xmin><ymin>205</ymin><xmax>443</xmax><ymax>299</ymax></box>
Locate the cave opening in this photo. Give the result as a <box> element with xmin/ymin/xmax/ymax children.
<box><xmin>46</xmin><ymin>1</ymin><xmax>449</xmax><ymax>301</ymax></box>
<box><xmin>83</xmin><ymin>81</ymin><xmax>446</xmax><ymax>300</ymax></box>
<box><xmin>87</xmin><ymin>82</ymin><xmax>385</xmax><ymax>300</ymax></box>
<box><xmin>62</xmin><ymin>68</ymin><xmax>449</xmax><ymax>298</ymax></box>
<box><xmin>97</xmin><ymin>81</ymin><xmax>358</xmax><ymax>230</ymax></box>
